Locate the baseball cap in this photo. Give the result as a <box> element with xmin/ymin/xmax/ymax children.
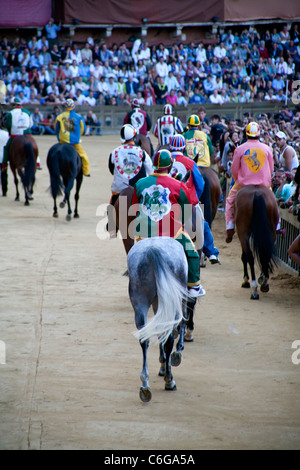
<box><xmin>275</xmin><ymin>131</ymin><xmax>287</xmax><ymax>139</ymax></box>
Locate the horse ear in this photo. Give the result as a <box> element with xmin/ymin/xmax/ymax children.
<box><xmin>194</xmin><ymin>154</ymin><xmax>199</xmax><ymax>164</ymax></box>
<box><xmin>182</xmin><ymin>169</ymin><xmax>191</xmax><ymax>183</ymax></box>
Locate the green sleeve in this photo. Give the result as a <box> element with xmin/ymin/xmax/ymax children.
<box><xmin>207</xmin><ymin>135</ymin><xmax>214</xmax><ymax>156</ymax></box>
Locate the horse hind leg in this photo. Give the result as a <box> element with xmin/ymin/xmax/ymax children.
<box><xmin>164</xmin><ymin>334</ymin><xmax>177</xmax><ymax>391</ymax></box>
<box><xmin>241</xmin><ymin>251</ymin><xmax>250</xmax><ymax>288</ymax></box>
<box><xmin>139</xmin><ymin>339</ymin><xmax>152</xmax><ymax>403</ymax></box>
<box><xmin>73</xmin><ymin>173</ymin><xmax>83</xmax><ymax>219</ymax></box>
<box><xmin>13</xmin><ymin>170</ymin><xmax>20</xmax><ymax>201</ymax></box>
<box><xmin>53</xmin><ymin>197</ymin><xmax>58</xmax><ymax>218</ymax></box>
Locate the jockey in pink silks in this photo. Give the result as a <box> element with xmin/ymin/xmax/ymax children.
<box><xmin>225</xmin><ymin>121</ymin><xmax>275</xmax><ymax>243</ymax></box>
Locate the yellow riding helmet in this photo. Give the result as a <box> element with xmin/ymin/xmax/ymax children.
<box><xmin>246</xmin><ymin>122</ymin><xmax>260</xmax><ymax>137</ymax></box>
<box><xmin>188</xmin><ymin>114</ymin><xmax>200</xmax><ymax>126</ymax></box>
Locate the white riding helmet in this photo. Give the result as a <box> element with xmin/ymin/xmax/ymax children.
<box><xmin>120</xmin><ymin>124</ymin><xmax>137</xmax><ymax>143</ymax></box>
<box><xmin>164</xmin><ymin>104</ymin><xmax>173</xmax><ymax>115</ymax></box>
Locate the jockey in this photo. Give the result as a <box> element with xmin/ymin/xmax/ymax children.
<box><xmin>183</xmin><ymin>114</ymin><xmax>215</xmax><ymax>227</ymax></box>
<box><xmin>153</xmin><ymin>104</ymin><xmax>184</xmax><ymax>148</ymax></box>
<box><xmin>3</xmin><ymin>97</ymin><xmax>41</xmax><ymax>169</ymax></box>
<box><xmin>132</xmin><ymin>148</ymin><xmax>205</xmax><ymax>297</ymax></box>
<box><xmin>108</xmin><ymin>123</ymin><xmax>153</xmax><ymax>238</ymax></box>
<box><xmin>225</xmin><ymin>121</ymin><xmax>274</xmax><ymax>243</ymax></box>
<box><xmin>169</xmin><ymin>134</ymin><xmax>220</xmax><ymax>265</ymax></box>
<box><xmin>123</xmin><ymin>98</ymin><xmax>153</xmax><ymax>156</ymax></box>
<box><xmin>123</xmin><ymin>98</ymin><xmax>152</xmax><ymax>137</ymax></box>
<box><xmin>55</xmin><ymin>98</ymin><xmax>90</xmax><ymax>176</ymax></box>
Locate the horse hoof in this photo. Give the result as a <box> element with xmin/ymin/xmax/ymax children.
<box><xmin>15</xmin><ymin>197</ymin><xmax>20</xmax><ymax>201</ymax></box>
<box><xmin>74</xmin><ymin>213</ymin><xmax>79</xmax><ymax>219</ymax></box>
<box><xmin>250</xmin><ymin>293</ymin><xmax>259</xmax><ymax>300</ymax></box>
<box><xmin>258</xmin><ymin>274</ymin><xmax>264</xmax><ymax>285</ymax></box>
<box><xmin>66</xmin><ymin>214</ymin><xmax>72</xmax><ymax>222</ymax></box>
<box><xmin>139</xmin><ymin>386</ymin><xmax>152</xmax><ymax>402</ymax></box>
<box><xmin>24</xmin><ymin>201</ymin><xmax>30</xmax><ymax>206</ymax></box>
<box><xmin>165</xmin><ymin>380</ymin><xmax>177</xmax><ymax>391</ymax></box>
<box><xmin>123</xmin><ymin>270</ymin><xmax>129</xmax><ymax>277</ymax></box>
<box><xmin>242</xmin><ymin>281</ymin><xmax>250</xmax><ymax>288</ymax></box>
<box><xmin>60</xmin><ymin>202</ymin><xmax>66</xmax><ymax>209</ymax></box>
<box><xmin>260</xmin><ymin>284</ymin><xmax>269</xmax><ymax>293</ymax></box>
<box><xmin>158</xmin><ymin>364</ymin><xmax>166</xmax><ymax>376</ymax></box>
<box><xmin>171</xmin><ymin>351</ymin><xmax>182</xmax><ymax>367</ymax></box>
<box><xmin>53</xmin><ymin>213</ymin><xmax>58</xmax><ymax>218</ymax></box>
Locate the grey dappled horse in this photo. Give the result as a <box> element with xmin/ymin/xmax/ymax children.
<box><xmin>127</xmin><ymin>237</ymin><xmax>196</xmax><ymax>402</ymax></box>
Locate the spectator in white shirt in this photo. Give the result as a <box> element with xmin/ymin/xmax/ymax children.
<box><xmin>155</xmin><ymin>56</ymin><xmax>169</xmax><ymax>79</ymax></box>
<box><xmin>195</xmin><ymin>42</ymin><xmax>207</xmax><ymax>63</ymax></box>
<box><xmin>69</xmin><ymin>60</ymin><xmax>80</xmax><ymax>79</ymax></box>
<box><xmin>209</xmin><ymin>89</ymin><xmax>224</xmax><ymax>104</ymax></box>
<box><xmin>75</xmin><ymin>89</ymin><xmax>86</xmax><ymax>105</ymax></box>
<box><xmin>165</xmin><ymin>70</ymin><xmax>180</xmax><ymax>93</ymax></box>
<box><xmin>83</xmin><ymin>90</ymin><xmax>96</xmax><ymax>107</ymax></box>
<box><xmin>214</xmin><ymin>42</ymin><xmax>227</xmax><ymax>60</ymax></box>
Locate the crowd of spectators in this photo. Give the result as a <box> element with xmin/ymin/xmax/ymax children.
<box><xmin>0</xmin><ymin>20</ymin><xmax>300</xmax><ymax>110</ymax></box>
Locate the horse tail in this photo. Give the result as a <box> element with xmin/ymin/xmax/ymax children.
<box><xmin>251</xmin><ymin>193</ymin><xmax>276</xmax><ymax>275</ymax></box>
<box><xmin>48</xmin><ymin>151</ymin><xmax>64</xmax><ymax>198</ymax></box>
<box><xmin>134</xmin><ymin>247</ymin><xmax>185</xmax><ymax>345</ymax></box>
<box><xmin>21</xmin><ymin>142</ymin><xmax>35</xmax><ymax>190</ymax></box>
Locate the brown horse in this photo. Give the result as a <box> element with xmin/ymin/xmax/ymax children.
<box><xmin>9</xmin><ymin>134</ymin><xmax>38</xmax><ymax>205</ymax></box>
<box><xmin>199</xmin><ymin>166</ymin><xmax>221</xmax><ymax>225</ymax></box>
<box><xmin>235</xmin><ymin>185</ymin><xmax>279</xmax><ymax>299</ymax></box>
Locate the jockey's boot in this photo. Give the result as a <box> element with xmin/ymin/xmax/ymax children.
<box><xmin>225</xmin><ymin>228</ymin><xmax>235</xmax><ymax>243</ymax></box>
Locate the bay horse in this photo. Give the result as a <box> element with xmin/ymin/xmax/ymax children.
<box><xmin>9</xmin><ymin>134</ymin><xmax>38</xmax><ymax>205</ymax></box>
<box><xmin>235</xmin><ymin>185</ymin><xmax>279</xmax><ymax>299</ymax></box>
<box><xmin>127</xmin><ymin>237</ymin><xmax>194</xmax><ymax>402</ymax></box>
<box><xmin>47</xmin><ymin>143</ymin><xmax>83</xmax><ymax>221</ymax></box>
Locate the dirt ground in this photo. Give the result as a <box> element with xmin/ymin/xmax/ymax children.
<box><xmin>0</xmin><ymin>135</ymin><xmax>299</xmax><ymax>451</ymax></box>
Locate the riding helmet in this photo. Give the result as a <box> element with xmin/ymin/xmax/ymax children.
<box><xmin>120</xmin><ymin>124</ymin><xmax>137</xmax><ymax>143</ymax></box>
<box><xmin>153</xmin><ymin>149</ymin><xmax>174</xmax><ymax>170</ymax></box>
<box><xmin>170</xmin><ymin>134</ymin><xmax>186</xmax><ymax>152</ymax></box>
<box><xmin>188</xmin><ymin>114</ymin><xmax>200</xmax><ymax>126</ymax></box>
<box><xmin>131</xmin><ymin>98</ymin><xmax>140</xmax><ymax>108</ymax></box>
<box><xmin>163</xmin><ymin>104</ymin><xmax>173</xmax><ymax>115</ymax></box>
<box><xmin>12</xmin><ymin>97</ymin><xmax>22</xmax><ymax>107</ymax></box>
<box><xmin>246</xmin><ymin>122</ymin><xmax>260</xmax><ymax>138</ymax></box>
<box><xmin>64</xmin><ymin>99</ymin><xmax>75</xmax><ymax>110</ymax></box>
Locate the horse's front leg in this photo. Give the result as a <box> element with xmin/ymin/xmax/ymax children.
<box><xmin>164</xmin><ymin>333</ymin><xmax>176</xmax><ymax>391</ymax></box>
<box><xmin>139</xmin><ymin>339</ymin><xmax>152</xmax><ymax>402</ymax></box>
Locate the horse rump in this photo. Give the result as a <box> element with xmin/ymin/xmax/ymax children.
<box><xmin>47</xmin><ymin>143</ymin><xmax>79</xmax><ymax>199</ymax></box>
<box><xmin>251</xmin><ymin>193</ymin><xmax>276</xmax><ymax>275</ymax></box>
<box><xmin>128</xmin><ymin>239</ymin><xmax>187</xmax><ymax>345</ymax></box>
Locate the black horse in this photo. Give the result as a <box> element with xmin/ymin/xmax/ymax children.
<box><xmin>47</xmin><ymin>143</ymin><xmax>83</xmax><ymax>221</ymax></box>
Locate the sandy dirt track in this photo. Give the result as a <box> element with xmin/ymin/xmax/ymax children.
<box><xmin>0</xmin><ymin>135</ymin><xmax>299</xmax><ymax>450</ymax></box>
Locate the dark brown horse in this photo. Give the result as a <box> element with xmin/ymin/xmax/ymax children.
<box><xmin>235</xmin><ymin>185</ymin><xmax>279</xmax><ymax>299</ymax></box>
<box><xmin>9</xmin><ymin>134</ymin><xmax>38</xmax><ymax>205</ymax></box>
<box><xmin>134</xmin><ymin>133</ymin><xmax>153</xmax><ymax>158</ymax></box>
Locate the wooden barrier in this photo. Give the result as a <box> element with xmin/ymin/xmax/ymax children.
<box><xmin>276</xmin><ymin>208</ymin><xmax>300</xmax><ymax>276</ymax></box>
